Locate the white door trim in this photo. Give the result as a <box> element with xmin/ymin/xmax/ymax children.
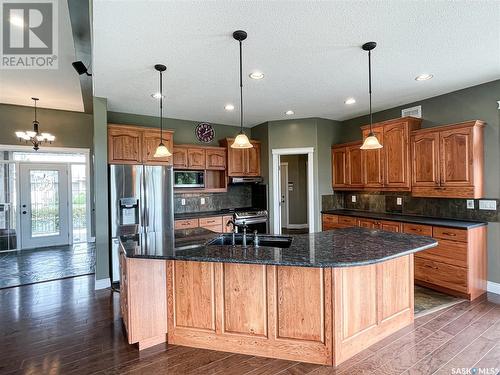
<box><xmin>272</xmin><ymin>147</ymin><xmax>315</xmax><ymax>234</ymax></box>
<box><xmin>279</xmin><ymin>162</ymin><xmax>289</xmax><ymax>229</ymax></box>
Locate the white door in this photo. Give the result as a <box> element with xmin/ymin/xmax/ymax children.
<box><xmin>19</xmin><ymin>164</ymin><xmax>70</xmax><ymax>249</ymax></box>
<box><xmin>279</xmin><ymin>163</ymin><xmax>289</xmax><ymax>230</ymax></box>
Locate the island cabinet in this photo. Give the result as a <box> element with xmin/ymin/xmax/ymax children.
<box><xmin>331</xmin><ymin>141</ymin><xmax>363</xmax><ymax>190</ymax></box>
<box><xmin>411</xmin><ymin>120</ymin><xmax>485</xmax><ymax>198</ymax></box>
<box><xmin>108</xmin><ymin>124</ymin><xmax>174</xmax><ymax>165</ymax></box>
<box><xmin>361</xmin><ymin>117</ymin><xmax>422</xmax><ymax>191</ymax></box>
<box><xmin>220</xmin><ymin>138</ymin><xmax>261</xmax><ymax>177</ymax></box>
<box><xmin>166</xmin><ymin>256</ymin><xmax>414</xmax><ymax>366</ymax></box>
<box><xmin>406</xmin><ymin>223</ymin><xmax>487</xmax><ymax>300</ymax></box>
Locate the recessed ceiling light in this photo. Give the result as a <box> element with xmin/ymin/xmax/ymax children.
<box><xmin>415</xmin><ymin>73</ymin><xmax>433</xmax><ymax>81</ymax></box>
<box><xmin>344</xmin><ymin>97</ymin><xmax>356</xmax><ymax>105</ymax></box>
<box><xmin>249</xmin><ymin>71</ymin><xmax>264</xmax><ymax>80</ymax></box>
<box><xmin>224</xmin><ymin>104</ymin><xmax>234</xmax><ymax>111</ymax></box>
<box><xmin>285</xmin><ymin>110</ymin><xmax>294</xmax><ymax>115</ymax></box>
<box><xmin>9</xmin><ymin>15</ymin><xmax>24</xmax><ymax>27</ymax></box>
<box><xmin>151</xmin><ymin>93</ymin><xmax>164</xmax><ymax>99</ymax></box>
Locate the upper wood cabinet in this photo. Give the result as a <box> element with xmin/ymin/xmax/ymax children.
<box><xmin>331</xmin><ymin>141</ymin><xmax>362</xmax><ymax>190</ymax></box>
<box><xmin>174</xmin><ymin>145</ymin><xmax>226</xmax><ymax>171</ymax></box>
<box><xmin>108</xmin><ymin>124</ymin><xmax>173</xmax><ymax>165</ymax></box>
<box><xmin>187</xmin><ymin>148</ymin><xmax>206</xmax><ymax>169</ymax></box>
<box><xmin>173</xmin><ymin>147</ymin><xmax>188</xmax><ymax>168</ymax></box>
<box><xmin>220</xmin><ymin>138</ymin><xmax>261</xmax><ymax>177</ymax></box>
<box><xmin>361</xmin><ymin>117</ymin><xmax>421</xmax><ymax>190</ymax></box>
<box><xmin>411</xmin><ymin>120</ymin><xmax>485</xmax><ymax>198</ymax></box>
<box><xmin>205</xmin><ymin>149</ymin><xmax>226</xmax><ymax>170</ymax></box>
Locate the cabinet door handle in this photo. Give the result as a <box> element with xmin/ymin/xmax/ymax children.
<box><xmin>443</xmin><ymin>232</ymin><xmax>456</xmax><ymax>236</ymax></box>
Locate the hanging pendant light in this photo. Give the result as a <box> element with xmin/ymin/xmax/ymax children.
<box><xmin>15</xmin><ymin>98</ymin><xmax>55</xmax><ymax>151</ymax></box>
<box><xmin>153</xmin><ymin>64</ymin><xmax>172</xmax><ymax>158</ymax></box>
<box><xmin>360</xmin><ymin>42</ymin><xmax>383</xmax><ymax>150</ymax></box>
<box><xmin>230</xmin><ymin>30</ymin><xmax>253</xmax><ymax>149</ymax></box>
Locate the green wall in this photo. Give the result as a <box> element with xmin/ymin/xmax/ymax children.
<box><xmin>0</xmin><ymin>103</ymin><xmax>93</xmax><ymax>148</ymax></box>
<box><xmin>107</xmin><ymin>111</ymin><xmax>247</xmax><ymax>146</ymax></box>
<box><xmin>339</xmin><ymin>79</ymin><xmax>500</xmax><ymax>284</ymax></box>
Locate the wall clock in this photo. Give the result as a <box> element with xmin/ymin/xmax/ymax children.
<box><xmin>195</xmin><ymin>122</ymin><xmax>215</xmax><ymax>143</ymax></box>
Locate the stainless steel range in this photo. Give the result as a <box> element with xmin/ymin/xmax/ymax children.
<box><xmin>233</xmin><ymin>209</ymin><xmax>268</xmax><ymax>233</ymax></box>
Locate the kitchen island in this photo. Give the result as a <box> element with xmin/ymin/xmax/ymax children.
<box><xmin>119</xmin><ymin>227</ymin><xmax>437</xmax><ymax>366</ymax></box>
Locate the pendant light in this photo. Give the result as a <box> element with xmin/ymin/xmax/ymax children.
<box><xmin>153</xmin><ymin>64</ymin><xmax>172</xmax><ymax>158</ymax></box>
<box><xmin>230</xmin><ymin>30</ymin><xmax>253</xmax><ymax>149</ymax></box>
<box><xmin>360</xmin><ymin>42</ymin><xmax>383</xmax><ymax>150</ymax></box>
<box><xmin>15</xmin><ymin>97</ymin><xmax>55</xmax><ymax>151</ymax></box>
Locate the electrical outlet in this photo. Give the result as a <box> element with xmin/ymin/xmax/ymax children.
<box><xmin>479</xmin><ymin>200</ymin><xmax>497</xmax><ymax>210</ymax></box>
<box><xmin>396</xmin><ymin>197</ymin><xmax>403</xmax><ymax>206</ymax></box>
<box><xmin>351</xmin><ymin>195</ymin><xmax>357</xmax><ymax>203</ymax></box>
<box><xmin>181</xmin><ymin>198</ymin><xmax>186</xmax><ymax>206</ymax></box>
<box><xmin>466</xmin><ymin>200</ymin><xmax>474</xmax><ymax>209</ymax></box>
<box><xmin>200</xmin><ymin>197</ymin><xmax>205</xmax><ymax>205</ymax></box>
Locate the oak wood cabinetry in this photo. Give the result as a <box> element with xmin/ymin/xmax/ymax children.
<box><xmin>361</xmin><ymin>117</ymin><xmax>422</xmax><ymax>190</ymax></box>
<box><xmin>166</xmin><ymin>256</ymin><xmax>413</xmax><ymax>366</ymax></box>
<box><xmin>331</xmin><ymin>141</ymin><xmax>363</xmax><ymax>189</ymax></box>
<box><xmin>322</xmin><ymin>214</ymin><xmax>487</xmax><ymax>301</ymax></box>
<box><xmin>220</xmin><ymin>138</ymin><xmax>261</xmax><ymax>177</ymax></box>
<box><xmin>174</xmin><ymin>214</ymin><xmax>233</xmax><ymax>233</ymax></box>
<box><xmin>411</xmin><ymin>120</ymin><xmax>485</xmax><ymax>198</ymax></box>
<box><xmin>108</xmin><ymin>124</ymin><xmax>174</xmax><ymax>165</ymax></box>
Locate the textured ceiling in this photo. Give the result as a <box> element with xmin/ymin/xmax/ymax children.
<box><xmin>93</xmin><ymin>0</ymin><xmax>500</xmax><ymax>126</ymax></box>
<box><xmin>0</xmin><ymin>0</ymin><xmax>84</xmax><ymax>112</ymax></box>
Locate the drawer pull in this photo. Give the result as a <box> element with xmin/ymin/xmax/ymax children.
<box><xmin>442</xmin><ymin>232</ymin><xmax>456</xmax><ymax>236</ymax></box>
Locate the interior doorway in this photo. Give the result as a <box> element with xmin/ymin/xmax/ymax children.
<box><xmin>272</xmin><ymin>147</ymin><xmax>315</xmax><ymax>234</ymax></box>
<box><xmin>280</xmin><ymin>155</ymin><xmax>309</xmax><ymax>234</ymax></box>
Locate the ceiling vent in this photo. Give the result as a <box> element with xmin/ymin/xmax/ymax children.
<box><xmin>401</xmin><ymin>105</ymin><xmax>422</xmax><ymax>118</ymax></box>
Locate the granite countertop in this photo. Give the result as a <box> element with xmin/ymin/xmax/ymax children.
<box><xmin>321</xmin><ymin>209</ymin><xmax>487</xmax><ymax>229</ymax></box>
<box><xmin>119</xmin><ymin>227</ymin><xmax>437</xmax><ymax>268</ymax></box>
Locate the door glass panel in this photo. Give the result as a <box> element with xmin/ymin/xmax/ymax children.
<box><xmin>30</xmin><ymin>170</ymin><xmax>60</xmax><ymax>237</ymax></box>
<box><xmin>71</xmin><ymin>165</ymin><xmax>87</xmax><ymax>242</ymax></box>
<box><xmin>0</xmin><ymin>163</ymin><xmax>17</xmax><ymax>251</ymax></box>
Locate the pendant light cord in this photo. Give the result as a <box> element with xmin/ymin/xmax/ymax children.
<box><xmin>239</xmin><ymin>39</ymin><xmax>244</xmax><ymax>133</ymax></box>
<box><xmin>368</xmin><ymin>49</ymin><xmax>373</xmax><ymax>133</ymax></box>
<box><xmin>159</xmin><ymin>70</ymin><xmax>163</xmax><ymax>143</ymax></box>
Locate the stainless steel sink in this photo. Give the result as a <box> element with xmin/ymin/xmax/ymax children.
<box><xmin>206</xmin><ymin>234</ymin><xmax>293</xmax><ymax>248</ymax></box>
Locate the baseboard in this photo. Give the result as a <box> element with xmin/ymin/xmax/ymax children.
<box><xmin>286</xmin><ymin>224</ymin><xmax>309</xmax><ymax>229</ymax></box>
<box><xmin>95</xmin><ymin>277</ymin><xmax>111</xmax><ymax>290</ymax></box>
<box><xmin>487</xmin><ymin>281</ymin><xmax>500</xmax><ymax>295</ymax></box>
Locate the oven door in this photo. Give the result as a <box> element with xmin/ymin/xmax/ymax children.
<box><xmin>174</xmin><ymin>171</ymin><xmax>204</xmax><ymax>188</ymax></box>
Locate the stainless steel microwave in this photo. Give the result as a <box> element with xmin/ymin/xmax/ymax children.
<box><xmin>174</xmin><ymin>170</ymin><xmax>204</xmax><ymax>188</ymax></box>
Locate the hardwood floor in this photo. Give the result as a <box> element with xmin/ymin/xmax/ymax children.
<box><xmin>0</xmin><ymin>275</ymin><xmax>499</xmax><ymax>375</ymax></box>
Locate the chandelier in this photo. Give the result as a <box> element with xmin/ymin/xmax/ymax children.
<box><xmin>15</xmin><ymin>97</ymin><xmax>55</xmax><ymax>151</ymax></box>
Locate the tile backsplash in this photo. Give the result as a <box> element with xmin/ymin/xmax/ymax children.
<box><xmin>174</xmin><ymin>185</ymin><xmax>252</xmax><ymax>214</ymax></box>
<box><xmin>322</xmin><ymin>192</ymin><xmax>499</xmax><ymax>222</ymax></box>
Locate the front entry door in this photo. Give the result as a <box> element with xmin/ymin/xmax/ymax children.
<box><xmin>19</xmin><ymin>164</ymin><xmax>70</xmax><ymax>249</ymax></box>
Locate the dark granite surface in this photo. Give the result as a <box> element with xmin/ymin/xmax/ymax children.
<box><xmin>321</xmin><ymin>209</ymin><xmax>487</xmax><ymax>229</ymax></box>
<box><xmin>120</xmin><ymin>227</ymin><xmax>437</xmax><ymax>268</ymax></box>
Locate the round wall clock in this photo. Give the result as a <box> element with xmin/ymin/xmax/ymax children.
<box><xmin>195</xmin><ymin>122</ymin><xmax>215</xmax><ymax>143</ymax></box>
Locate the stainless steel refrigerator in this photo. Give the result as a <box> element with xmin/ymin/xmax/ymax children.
<box><xmin>109</xmin><ymin>164</ymin><xmax>174</xmax><ymax>283</ymax></box>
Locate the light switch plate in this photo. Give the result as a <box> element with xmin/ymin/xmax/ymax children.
<box><xmin>466</xmin><ymin>200</ymin><xmax>474</xmax><ymax>209</ymax></box>
<box><xmin>479</xmin><ymin>200</ymin><xmax>496</xmax><ymax>210</ymax></box>
<box><xmin>396</xmin><ymin>197</ymin><xmax>403</xmax><ymax>206</ymax></box>
<box><xmin>181</xmin><ymin>198</ymin><xmax>186</xmax><ymax>206</ymax></box>
<box><xmin>351</xmin><ymin>195</ymin><xmax>357</xmax><ymax>203</ymax></box>
<box><xmin>200</xmin><ymin>197</ymin><xmax>205</xmax><ymax>205</ymax></box>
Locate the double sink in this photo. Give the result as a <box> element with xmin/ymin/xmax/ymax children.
<box><xmin>207</xmin><ymin>233</ymin><xmax>293</xmax><ymax>249</ymax></box>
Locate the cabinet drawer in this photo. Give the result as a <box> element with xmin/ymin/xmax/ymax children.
<box><xmin>403</xmin><ymin>223</ymin><xmax>433</xmax><ymax>237</ymax></box>
<box><xmin>175</xmin><ymin>219</ymin><xmax>199</xmax><ymax>230</ymax></box>
<box><xmin>414</xmin><ymin>258</ymin><xmax>468</xmax><ymax>293</ymax></box>
<box><xmin>338</xmin><ymin>216</ymin><xmax>357</xmax><ymax>227</ymax></box>
<box><xmin>415</xmin><ymin>239</ymin><xmax>468</xmax><ymax>268</ymax></box>
<box><xmin>322</xmin><ymin>214</ymin><xmax>338</xmax><ymax>225</ymax></box>
<box><xmin>201</xmin><ymin>223</ymin><xmax>223</xmax><ymax>233</ymax></box>
<box><xmin>433</xmin><ymin>227</ymin><xmax>468</xmax><ymax>243</ymax></box>
<box><xmin>199</xmin><ymin>216</ymin><xmax>223</xmax><ymax>227</ymax></box>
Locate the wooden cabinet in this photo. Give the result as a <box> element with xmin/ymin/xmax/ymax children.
<box><xmin>356</xmin><ymin>218</ymin><xmax>402</xmax><ymax>232</ymax></box>
<box><xmin>172</xmin><ymin>147</ymin><xmax>188</xmax><ymax>168</ymax></box>
<box><xmin>357</xmin><ymin>218</ymin><xmax>378</xmax><ymax>229</ymax></box>
<box><xmin>361</xmin><ymin>117</ymin><xmax>421</xmax><ymax>190</ymax></box>
<box><xmin>220</xmin><ymin>138</ymin><xmax>261</xmax><ymax>177</ymax></box>
<box><xmin>175</xmin><ymin>215</ymin><xmax>227</xmax><ymax>233</ymax></box>
<box><xmin>108</xmin><ymin>124</ymin><xmax>174</xmax><ymax>165</ymax></box>
<box><xmin>199</xmin><ymin>216</ymin><xmax>223</xmax><ymax>232</ymax></box>
<box><xmin>411</xmin><ymin>120</ymin><xmax>485</xmax><ymax>198</ymax></box>
<box><xmin>321</xmin><ymin>214</ymin><xmax>356</xmax><ymax>230</ymax></box>
<box><xmin>187</xmin><ymin>148</ymin><xmax>206</xmax><ymax>169</ymax></box>
<box><xmin>331</xmin><ymin>141</ymin><xmax>363</xmax><ymax>190</ymax></box>
<box><xmin>205</xmin><ymin>149</ymin><xmax>226</xmax><ymax>170</ymax></box>
<box><xmin>174</xmin><ymin>219</ymin><xmax>199</xmax><ymax>230</ymax></box>
<box><xmin>173</xmin><ymin>146</ymin><xmax>207</xmax><ymax>170</ymax></box>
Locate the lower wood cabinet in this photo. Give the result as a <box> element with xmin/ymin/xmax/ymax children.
<box><xmin>175</xmin><ymin>215</ymin><xmax>232</xmax><ymax>233</ymax></box>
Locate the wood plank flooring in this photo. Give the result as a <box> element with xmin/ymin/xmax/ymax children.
<box><xmin>0</xmin><ymin>275</ymin><xmax>499</xmax><ymax>375</ymax></box>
